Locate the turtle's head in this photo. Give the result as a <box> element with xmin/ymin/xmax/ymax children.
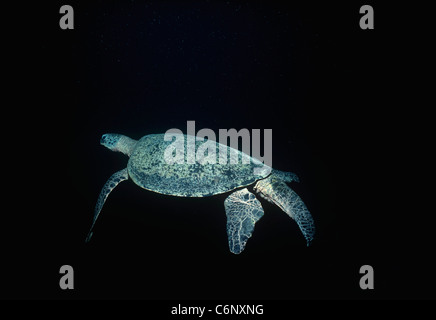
<box><xmin>100</xmin><ymin>133</ymin><xmax>137</xmax><ymax>157</ymax></box>
<box><xmin>100</xmin><ymin>133</ymin><xmax>122</xmax><ymax>150</ymax></box>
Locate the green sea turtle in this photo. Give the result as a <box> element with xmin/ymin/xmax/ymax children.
<box><xmin>85</xmin><ymin>133</ymin><xmax>315</xmax><ymax>254</ymax></box>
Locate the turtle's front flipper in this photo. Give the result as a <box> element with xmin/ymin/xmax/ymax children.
<box><xmin>254</xmin><ymin>176</ymin><xmax>315</xmax><ymax>246</ymax></box>
<box><xmin>272</xmin><ymin>169</ymin><xmax>300</xmax><ymax>183</ymax></box>
<box><xmin>224</xmin><ymin>188</ymin><xmax>264</xmax><ymax>254</ymax></box>
<box><xmin>85</xmin><ymin>168</ymin><xmax>129</xmax><ymax>242</ymax></box>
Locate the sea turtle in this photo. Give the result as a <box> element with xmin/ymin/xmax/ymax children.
<box><xmin>85</xmin><ymin>133</ymin><xmax>315</xmax><ymax>254</ymax></box>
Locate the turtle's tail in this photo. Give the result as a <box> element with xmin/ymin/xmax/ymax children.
<box><xmin>254</xmin><ymin>175</ymin><xmax>315</xmax><ymax>246</ymax></box>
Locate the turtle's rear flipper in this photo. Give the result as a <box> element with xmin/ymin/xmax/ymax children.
<box><xmin>254</xmin><ymin>176</ymin><xmax>315</xmax><ymax>246</ymax></box>
<box><xmin>85</xmin><ymin>168</ymin><xmax>129</xmax><ymax>242</ymax></box>
<box><xmin>224</xmin><ymin>188</ymin><xmax>264</xmax><ymax>254</ymax></box>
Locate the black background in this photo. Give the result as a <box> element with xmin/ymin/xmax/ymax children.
<box><xmin>4</xmin><ymin>0</ymin><xmax>433</xmax><ymax>302</ymax></box>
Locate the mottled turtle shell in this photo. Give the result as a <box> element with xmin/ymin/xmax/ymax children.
<box><xmin>127</xmin><ymin>134</ymin><xmax>270</xmax><ymax>197</ymax></box>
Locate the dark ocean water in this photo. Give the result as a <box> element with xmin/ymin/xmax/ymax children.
<box><xmin>7</xmin><ymin>1</ymin><xmax>434</xmax><ymax>301</ymax></box>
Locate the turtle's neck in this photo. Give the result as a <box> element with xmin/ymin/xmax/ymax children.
<box><xmin>117</xmin><ymin>135</ymin><xmax>138</xmax><ymax>157</ymax></box>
